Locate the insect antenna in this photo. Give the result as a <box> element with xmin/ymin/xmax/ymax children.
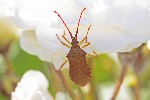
<box><xmin>86</xmin><ymin>25</ymin><xmax>91</xmax><ymax>42</ymax></box>
<box><xmin>75</xmin><ymin>7</ymin><xmax>86</xmax><ymax>39</ymax></box>
<box><xmin>54</xmin><ymin>11</ymin><xmax>73</xmax><ymax>39</ymax></box>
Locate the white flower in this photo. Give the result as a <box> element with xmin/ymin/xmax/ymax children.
<box><xmin>11</xmin><ymin>0</ymin><xmax>89</xmax><ymax>30</ymax></box>
<box><xmin>88</xmin><ymin>0</ymin><xmax>150</xmax><ymax>52</ymax></box>
<box><xmin>11</xmin><ymin>0</ymin><xmax>92</xmax><ymax>69</ymax></box>
<box><xmin>11</xmin><ymin>70</ymin><xmax>53</xmax><ymax>100</ymax></box>
<box><xmin>0</xmin><ymin>0</ymin><xmax>15</xmax><ymax>16</ymax></box>
<box><xmin>10</xmin><ymin>0</ymin><xmax>150</xmax><ymax>69</ymax></box>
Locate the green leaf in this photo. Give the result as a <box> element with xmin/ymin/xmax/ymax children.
<box><xmin>92</xmin><ymin>54</ymin><xmax>119</xmax><ymax>84</ymax></box>
<box><xmin>8</xmin><ymin>41</ymin><xmax>45</xmax><ymax>76</ymax></box>
<box><xmin>0</xmin><ymin>94</ymin><xmax>8</xmax><ymax>100</ymax></box>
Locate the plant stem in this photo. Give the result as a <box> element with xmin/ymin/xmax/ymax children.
<box><xmin>3</xmin><ymin>53</ymin><xmax>14</xmax><ymax>73</ymax></box>
<box><xmin>55</xmin><ymin>70</ymin><xmax>80</xmax><ymax>100</ymax></box>
<box><xmin>46</xmin><ymin>63</ymin><xmax>62</xmax><ymax>94</ymax></box>
<box><xmin>133</xmin><ymin>46</ymin><xmax>143</xmax><ymax>100</ymax></box>
<box><xmin>134</xmin><ymin>74</ymin><xmax>140</xmax><ymax>100</ymax></box>
<box><xmin>111</xmin><ymin>51</ymin><xmax>138</xmax><ymax>100</ymax></box>
<box><xmin>111</xmin><ymin>65</ymin><xmax>127</xmax><ymax>100</ymax></box>
<box><xmin>88</xmin><ymin>57</ymin><xmax>98</xmax><ymax>100</ymax></box>
<box><xmin>0</xmin><ymin>80</ymin><xmax>10</xmax><ymax>97</ymax></box>
<box><xmin>0</xmin><ymin>43</ymin><xmax>14</xmax><ymax>73</ymax></box>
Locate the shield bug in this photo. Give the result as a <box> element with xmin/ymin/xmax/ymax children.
<box><xmin>54</xmin><ymin>7</ymin><xmax>92</xmax><ymax>87</ymax></box>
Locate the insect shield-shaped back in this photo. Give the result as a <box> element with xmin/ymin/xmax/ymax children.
<box><xmin>54</xmin><ymin>7</ymin><xmax>91</xmax><ymax>87</ymax></box>
<box><xmin>67</xmin><ymin>38</ymin><xmax>91</xmax><ymax>87</ymax></box>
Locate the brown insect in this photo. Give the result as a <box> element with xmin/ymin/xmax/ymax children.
<box><xmin>54</xmin><ymin>7</ymin><xmax>92</xmax><ymax>87</ymax></box>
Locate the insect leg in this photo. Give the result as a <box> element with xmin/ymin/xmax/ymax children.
<box><xmin>79</xmin><ymin>37</ymin><xmax>87</xmax><ymax>45</ymax></box>
<box><xmin>87</xmin><ymin>51</ymin><xmax>98</xmax><ymax>57</ymax></box>
<box><xmin>59</xmin><ymin>59</ymin><xmax>69</xmax><ymax>69</ymax></box>
<box><xmin>87</xmin><ymin>54</ymin><xmax>96</xmax><ymax>57</ymax></box>
<box><xmin>56</xmin><ymin>34</ymin><xmax>71</xmax><ymax>48</ymax></box>
<box><xmin>79</xmin><ymin>25</ymin><xmax>91</xmax><ymax>45</ymax></box>
<box><xmin>81</xmin><ymin>42</ymin><xmax>90</xmax><ymax>49</ymax></box>
<box><xmin>93</xmin><ymin>50</ymin><xmax>98</xmax><ymax>56</ymax></box>
<box><xmin>62</xmin><ymin>31</ymin><xmax>71</xmax><ymax>45</ymax></box>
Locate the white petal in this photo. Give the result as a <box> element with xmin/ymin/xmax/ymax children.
<box><xmin>11</xmin><ymin>8</ymin><xmax>56</xmax><ymax>30</ymax></box>
<box><xmin>121</xmin><ymin>7</ymin><xmax>150</xmax><ymax>33</ymax></box>
<box><xmin>54</xmin><ymin>11</ymin><xmax>90</xmax><ymax>26</ymax></box>
<box><xmin>15</xmin><ymin>0</ymin><xmax>150</xmax><ymax>57</ymax></box>
<box><xmin>73</xmin><ymin>0</ymin><xmax>94</xmax><ymax>13</ymax></box>
<box><xmin>11</xmin><ymin>70</ymin><xmax>53</xmax><ymax>100</ymax></box>
<box><xmin>121</xmin><ymin>42</ymin><xmax>143</xmax><ymax>52</ymax></box>
<box><xmin>22</xmin><ymin>70</ymin><xmax>49</xmax><ymax>89</ymax></box>
<box><xmin>12</xmin><ymin>0</ymin><xmax>90</xmax><ymax>29</ymax></box>
<box><xmin>91</xmin><ymin>5</ymin><xmax>126</xmax><ymax>27</ymax></box>
<box><xmin>12</xmin><ymin>0</ymin><xmax>72</xmax><ymax>29</ymax></box>
<box><xmin>87</xmin><ymin>1</ymin><xmax>150</xmax><ymax>53</ymax></box>
<box><xmin>30</xmin><ymin>90</ymin><xmax>53</xmax><ymax>100</ymax></box>
<box><xmin>93</xmin><ymin>35</ymin><xmax>127</xmax><ymax>53</ymax></box>
<box><xmin>21</xmin><ymin>28</ymin><xmax>69</xmax><ymax>69</ymax></box>
<box><xmin>36</xmin><ymin>24</ymin><xmax>70</xmax><ymax>69</ymax></box>
<box><xmin>35</xmin><ymin>24</ymin><xmax>69</xmax><ymax>55</ymax></box>
<box><xmin>0</xmin><ymin>0</ymin><xmax>15</xmax><ymax>16</ymax></box>
<box><xmin>137</xmin><ymin>0</ymin><xmax>150</xmax><ymax>8</ymax></box>
<box><xmin>14</xmin><ymin>0</ymin><xmax>69</xmax><ymax>13</ymax></box>
<box><xmin>20</xmin><ymin>30</ymin><xmax>52</xmax><ymax>62</ymax></box>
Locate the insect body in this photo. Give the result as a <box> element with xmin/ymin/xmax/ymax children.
<box><xmin>54</xmin><ymin>7</ymin><xmax>91</xmax><ymax>87</ymax></box>
<box><xmin>67</xmin><ymin>37</ymin><xmax>91</xmax><ymax>86</ymax></box>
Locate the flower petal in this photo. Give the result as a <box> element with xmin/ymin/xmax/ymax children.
<box><xmin>11</xmin><ymin>70</ymin><xmax>53</xmax><ymax>100</ymax></box>
<box><xmin>36</xmin><ymin>24</ymin><xmax>70</xmax><ymax>69</ymax></box>
<box><xmin>85</xmin><ymin>1</ymin><xmax>150</xmax><ymax>52</ymax></box>
<box><xmin>20</xmin><ymin>30</ymin><xmax>52</xmax><ymax>61</ymax></box>
<box><xmin>121</xmin><ymin>42</ymin><xmax>143</xmax><ymax>52</ymax></box>
<box><xmin>0</xmin><ymin>0</ymin><xmax>15</xmax><ymax>16</ymax></box>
